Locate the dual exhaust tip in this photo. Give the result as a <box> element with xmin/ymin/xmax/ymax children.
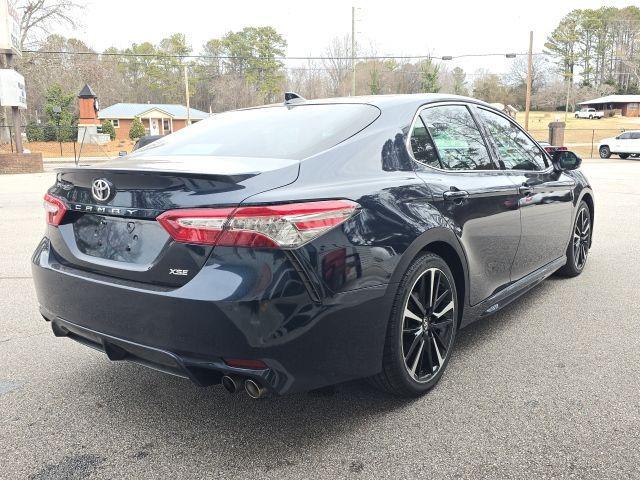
<box><xmin>221</xmin><ymin>375</ymin><xmax>267</xmax><ymax>399</ymax></box>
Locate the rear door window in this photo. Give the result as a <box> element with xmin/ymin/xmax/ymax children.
<box><xmin>409</xmin><ymin>117</ymin><xmax>441</xmax><ymax>168</ymax></box>
<box><xmin>418</xmin><ymin>105</ymin><xmax>494</xmax><ymax>170</ymax></box>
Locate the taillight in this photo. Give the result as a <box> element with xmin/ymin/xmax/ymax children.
<box><xmin>43</xmin><ymin>193</ymin><xmax>67</xmax><ymax>226</ymax></box>
<box><xmin>157</xmin><ymin>200</ymin><xmax>358</xmax><ymax>249</ymax></box>
<box><xmin>156</xmin><ymin>207</ymin><xmax>234</xmax><ymax>245</ymax></box>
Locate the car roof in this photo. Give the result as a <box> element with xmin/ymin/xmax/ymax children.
<box><xmin>236</xmin><ymin>93</ymin><xmax>497</xmax><ymax>114</ymax></box>
<box><xmin>302</xmin><ymin>93</ymin><xmax>489</xmax><ymax>107</ymax></box>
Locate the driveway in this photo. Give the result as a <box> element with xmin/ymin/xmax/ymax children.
<box><xmin>1</xmin><ymin>158</ymin><xmax>639</xmax><ymax>479</ymax></box>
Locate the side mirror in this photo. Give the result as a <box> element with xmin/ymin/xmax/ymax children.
<box><xmin>552</xmin><ymin>150</ymin><xmax>582</xmax><ymax>171</ymax></box>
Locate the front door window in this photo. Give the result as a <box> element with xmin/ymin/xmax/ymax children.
<box><xmin>478</xmin><ymin>109</ymin><xmax>547</xmax><ymax>171</ymax></box>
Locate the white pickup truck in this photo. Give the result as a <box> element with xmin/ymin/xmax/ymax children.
<box><xmin>575</xmin><ymin>108</ymin><xmax>604</xmax><ymax>119</ymax></box>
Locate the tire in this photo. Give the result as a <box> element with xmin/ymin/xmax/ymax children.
<box><xmin>575</xmin><ymin>114</ymin><xmax>579</xmax><ymax>118</ymax></box>
<box><xmin>369</xmin><ymin>253</ymin><xmax>458</xmax><ymax>396</ymax></box>
<box><xmin>599</xmin><ymin>146</ymin><xmax>611</xmax><ymax>159</ymax></box>
<box><xmin>557</xmin><ymin>201</ymin><xmax>591</xmax><ymax>277</ymax></box>
<box><xmin>588</xmin><ymin>115</ymin><xmax>593</xmax><ymax>119</ymax></box>
<box><xmin>619</xmin><ymin>153</ymin><xmax>629</xmax><ymax>159</ymax></box>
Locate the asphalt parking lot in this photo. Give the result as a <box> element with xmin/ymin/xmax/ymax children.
<box><xmin>1</xmin><ymin>158</ymin><xmax>639</xmax><ymax>479</ymax></box>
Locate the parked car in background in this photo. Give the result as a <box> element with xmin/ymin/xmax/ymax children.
<box><xmin>599</xmin><ymin>130</ymin><xmax>640</xmax><ymax>159</ymax></box>
<box><xmin>33</xmin><ymin>94</ymin><xmax>594</xmax><ymax>398</ymax></box>
<box><xmin>538</xmin><ymin>141</ymin><xmax>568</xmax><ymax>155</ymax></box>
<box><xmin>575</xmin><ymin>108</ymin><xmax>604</xmax><ymax>119</ymax></box>
<box><xmin>132</xmin><ymin>134</ymin><xmax>164</xmax><ymax>151</ymax></box>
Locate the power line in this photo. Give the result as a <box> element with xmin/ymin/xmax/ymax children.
<box><xmin>22</xmin><ymin>49</ymin><xmax>547</xmax><ymax>61</ymax></box>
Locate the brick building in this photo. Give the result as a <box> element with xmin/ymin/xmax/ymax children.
<box><xmin>578</xmin><ymin>95</ymin><xmax>640</xmax><ymax>117</ymax></box>
<box><xmin>98</xmin><ymin>103</ymin><xmax>209</xmax><ymax>140</ymax></box>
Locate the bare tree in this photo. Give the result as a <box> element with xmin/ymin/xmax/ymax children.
<box><xmin>505</xmin><ymin>56</ymin><xmax>548</xmax><ymax>95</ymax></box>
<box><xmin>18</xmin><ymin>0</ymin><xmax>82</xmax><ymax>49</ymax></box>
<box><xmin>322</xmin><ymin>36</ymin><xmax>351</xmax><ymax>96</ymax></box>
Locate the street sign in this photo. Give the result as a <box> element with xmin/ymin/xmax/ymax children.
<box><xmin>0</xmin><ymin>0</ymin><xmax>21</xmax><ymax>56</ymax></box>
<box><xmin>0</xmin><ymin>69</ymin><xmax>26</xmax><ymax>109</ymax></box>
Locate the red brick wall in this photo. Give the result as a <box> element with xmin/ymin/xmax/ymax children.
<box><xmin>113</xmin><ymin>119</ymin><xmax>133</xmax><ymax>140</ymax></box>
<box><xmin>111</xmin><ymin>118</ymin><xmax>191</xmax><ymax>140</ymax></box>
<box><xmin>621</xmin><ymin>103</ymin><xmax>639</xmax><ymax>117</ymax></box>
<box><xmin>0</xmin><ymin>153</ymin><xmax>44</xmax><ymax>174</ymax></box>
<box><xmin>172</xmin><ymin>120</ymin><xmax>188</xmax><ymax>132</ymax></box>
<box><xmin>79</xmin><ymin>98</ymin><xmax>100</xmax><ymax>125</ymax></box>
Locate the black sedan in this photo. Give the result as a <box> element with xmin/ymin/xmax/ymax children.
<box><xmin>33</xmin><ymin>94</ymin><xmax>594</xmax><ymax>398</ymax></box>
<box><xmin>132</xmin><ymin>134</ymin><xmax>164</xmax><ymax>151</ymax></box>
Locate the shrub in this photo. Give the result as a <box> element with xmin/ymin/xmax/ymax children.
<box><xmin>25</xmin><ymin>122</ymin><xmax>44</xmax><ymax>142</ymax></box>
<box><xmin>101</xmin><ymin>120</ymin><xmax>116</xmax><ymax>140</ymax></box>
<box><xmin>42</xmin><ymin>122</ymin><xmax>58</xmax><ymax>142</ymax></box>
<box><xmin>59</xmin><ymin>124</ymin><xmax>77</xmax><ymax>142</ymax></box>
<box><xmin>129</xmin><ymin>117</ymin><xmax>145</xmax><ymax>140</ymax></box>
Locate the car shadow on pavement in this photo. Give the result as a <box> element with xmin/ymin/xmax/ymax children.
<box><xmin>56</xmin><ymin>279</ymin><xmax>553</xmax><ymax>467</ymax></box>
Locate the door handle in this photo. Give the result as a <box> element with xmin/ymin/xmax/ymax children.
<box><xmin>443</xmin><ymin>189</ymin><xmax>469</xmax><ymax>201</ymax></box>
<box><xmin>518</xmin><ymin>183</ymin><xmax>534</xmax><ymax>196</ymax></box>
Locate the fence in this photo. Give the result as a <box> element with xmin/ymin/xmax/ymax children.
<box><xmin>0</xmin><ymin>125</ymin><xmax>137</xmax><ymax>163</ymax></box>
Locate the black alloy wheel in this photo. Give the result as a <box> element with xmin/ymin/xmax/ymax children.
<box><xmin>401</xmin><ymin>267</ymin><xmax>455</xmax><ymax>381</ymax></box>
<box><xmin>370</xmin><ymin>253</ymin><xmax>458</xmax><ymax>396</ymax></box>
<box><xmin>599</xmin><ymin>146</ymin><xmax>611</xmax><ymax>159</ymax></box>
<box><xmin>557</xmin><ymin>201</ymin><xmax>591</xmax><ymax>277</ymax></box>
<box><xmin>572</xmin><ymin>207</ymin><xmax>591</xmax><ymax>270</ymax></box>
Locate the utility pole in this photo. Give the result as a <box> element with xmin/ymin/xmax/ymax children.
<box><xmin>184</xmin><ymin>64</ymin><xmax>191</xmax><ymax>125</ymax></box>
<box><xmin>5</xmin><ymin>53</ymin><xmax>22</xmax><ymax>153</ymax></box>
<box><xmin>564</xmin><ymin>72</ymin><xmax>571</xmax><ymax>123</ymax></box>
<box><xmin>351</xmin><ymin>5</ymin><xmax>356</xmax><ymax>96</ymax></box>
<box><xmin>524</xmin><ymin>31</ymin><xmax>533</xmax><ymax>131</ymax></box>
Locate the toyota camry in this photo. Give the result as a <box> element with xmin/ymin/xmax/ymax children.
<box><xmin>32</xmin><ymin>93</ymin><xmax>594</xmax><ymax>398</ymax></box>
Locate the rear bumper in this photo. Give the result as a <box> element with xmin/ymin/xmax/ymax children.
<box><xmin>32</xmin><ymin>238</ymin><xmax>392</xmax><ymax>394</ymax></box>
<box><xmin>47</xmin><ymin>316</ymin><xmax>278</xmax><ymax>388</ymax></box>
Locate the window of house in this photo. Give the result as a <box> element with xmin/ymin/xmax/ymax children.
<box><xmin>418</xmin><ymin>105</ymin><xmax>494</xmax><ymax>170</ymax></box>
<box><xmin>163</xmin><ymin>119</ymin><xmax>171</xmax><ymax>133</ymax></box>
<box><xmin>478</xmin><ymin>108</ymin><xmax>547</xmax><ymax>171</ymax></box>
<box><xmin>111</xmin><ymin>119</ymin><xmax>119</xmax><ymax>128</ymax></box>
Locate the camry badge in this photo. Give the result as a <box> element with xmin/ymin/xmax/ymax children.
<box><xmin>91</xmin><ymin>179</ymin><xmax>112</xmax><ymax>202</ymax></box>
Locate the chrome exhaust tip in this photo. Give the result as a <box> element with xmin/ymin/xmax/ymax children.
<box><xmin>221</xmin><ymin>375</ymin><xmax>242</xmax><ymax>394</ymax></box>
<box><xmin>244</xmin><ymin>379</ymin><xmax>267</xmax><ymax>399</ymax></box>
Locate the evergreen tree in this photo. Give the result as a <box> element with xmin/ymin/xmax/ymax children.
<box><xmin>129</xmin><ymin>117</ymin><xmax>145</xmax><ymax>140</ymax></box>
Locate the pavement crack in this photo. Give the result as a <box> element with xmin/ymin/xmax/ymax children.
<box><xmin>0</xmin><ymin>332</ymin><xmax>47</xmax><ymax>344</ymax></box>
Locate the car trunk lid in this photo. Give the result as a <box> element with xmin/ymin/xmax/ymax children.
<box><xmin>47</xmin><ymin>156</ymin><xmax>299</xmax><ymax>287</ymax></box>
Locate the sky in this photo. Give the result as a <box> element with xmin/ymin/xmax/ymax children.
<box><xmin>65</xmin><ymin>0</ymin><xmax>637</xmax><ymax>75</ymax></box>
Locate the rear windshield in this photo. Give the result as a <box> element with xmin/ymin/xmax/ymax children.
<box><xmin>132</xmin><ymin>103</ymin><xmax>380</xmax><ymax>160</ymax></box>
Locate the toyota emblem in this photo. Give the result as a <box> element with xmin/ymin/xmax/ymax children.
<box><xmin>91</xmin><ymin>178</ymin><xmax>112</xmax><ymax>202</ymax></box>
